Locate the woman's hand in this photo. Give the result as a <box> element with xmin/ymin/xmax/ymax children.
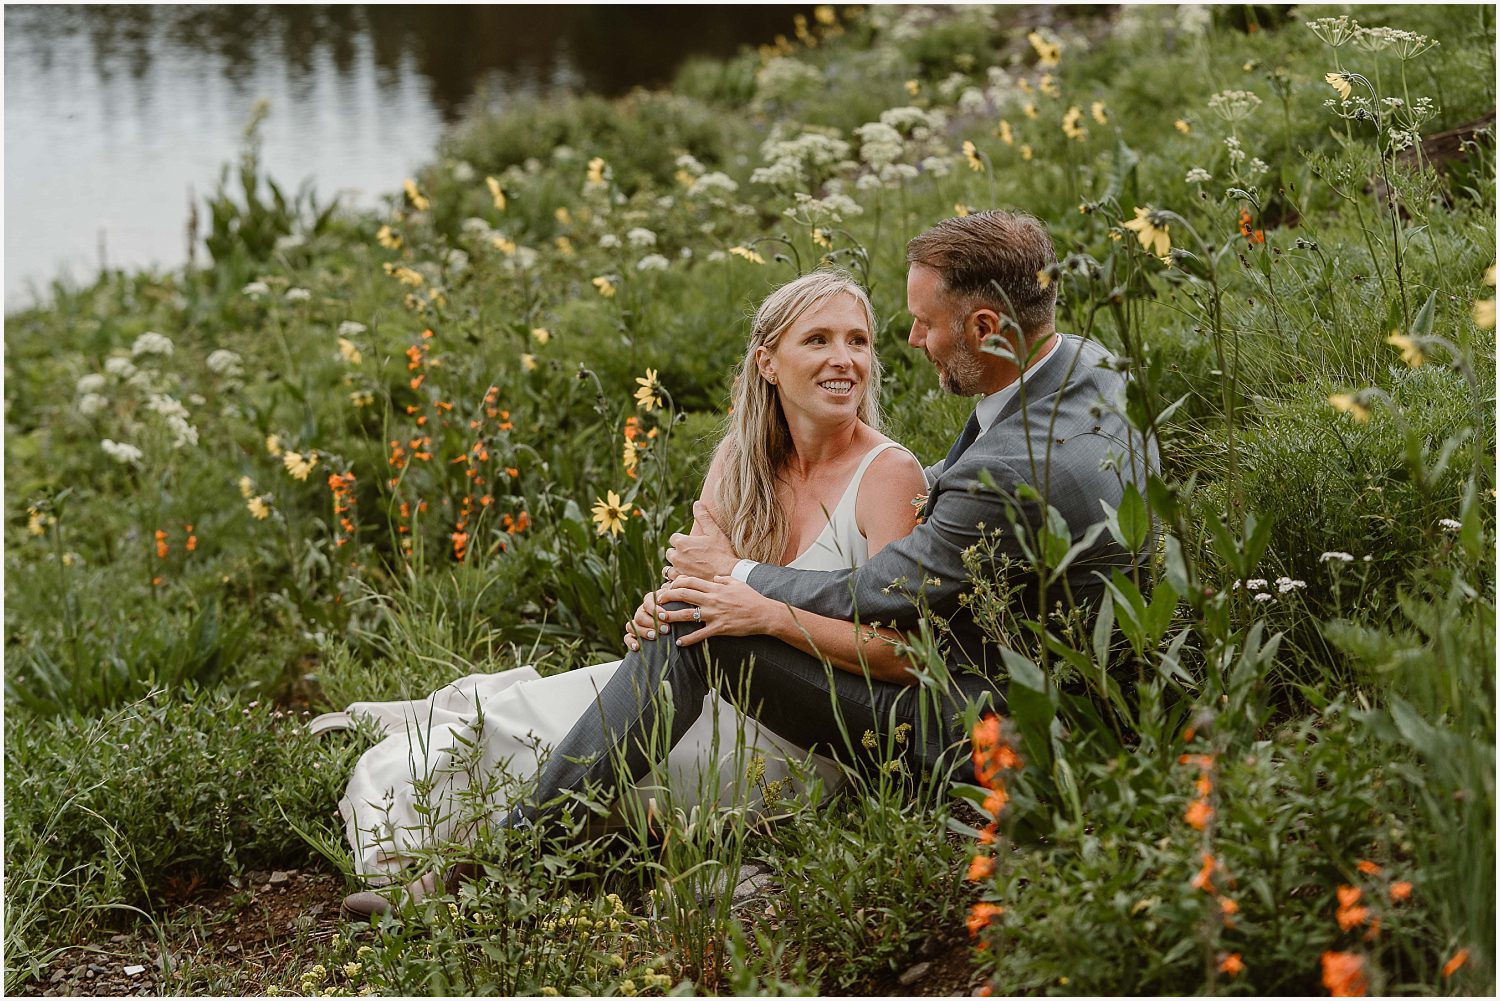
<box><xmin>649</xmin><ymin>576</ymin><xmax>776</xmax><ymax>647</ymax></box>
<box><xmin>622</xmin><ymin>589</ymin><xmax>667</xmax><ymax>653</ymax></box>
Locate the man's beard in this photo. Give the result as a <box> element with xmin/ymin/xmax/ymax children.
<box><xmin>935</xmin><ymin>319</ymin><xmax>988</xmax><ymax>396</ymax></box>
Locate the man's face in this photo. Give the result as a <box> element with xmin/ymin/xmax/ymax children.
<box><xmin>906</xmin><ymin>264</ymin><xmax>987</xmax><ymax>396</ymax></box>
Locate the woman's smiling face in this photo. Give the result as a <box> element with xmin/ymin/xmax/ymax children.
<box><xmin>757</xmin><ymin>292</ymin><xmax>874</xmax><ymax>424</ymax></box>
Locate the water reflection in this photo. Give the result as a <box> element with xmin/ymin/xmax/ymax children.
<box><xmin>4</xmin><ymin>4</ymin><xmax>807</xmax><ymax>306</ymax></box>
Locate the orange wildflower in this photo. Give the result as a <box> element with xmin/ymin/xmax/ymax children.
<box><xmin>977</xmin><ymin>823</ymin><xmax>997</xmax><ymax>845</ymax></box>
<box><xmin>966</xmin><ymin>854</ymin><xmax>995</xmax><ymax>881</ymax></box>
<box><xmin>1219</xmin><ymin>896</ymin><xmax>1239</xmax><ymax>916</ymax></box>
<box><xmin>1185</xmin><ymin>799</ymin><xmax>1214</xmax><ymax>830</ymax></box>
<box><xmin>1336</xmin><ymin>885</ymin><xmax>1369</xmax><ymax>931</ymax></box>
<box><xmin>982</xmin><ymin>787</ymin><xmax>1009</xmax><ymax>818</ymax></box>
<box><xmin>154</xmin><ymin>530</ymin><xmax>169</xmax><ymax>559</ymax></box>
<box><xmin>1237</xmin><ymin>208</ymin><xmax>1265</xmax><ymax>245</ymax></box>
<box><xmin>1442</xmin><ymin>948</ymin><xmax>1469</xmax><ymax>977</ymax></box>
<box><xmin>1218</xmin><ymin>953</ymin><xmax>1244</xmax><ymax>977</ymax></box>
<box><xmin>1356</xmin><ymin>860</ymin><xmax>1382</xmax><ymax>876</ymax></box>
<box><xmin>1389</xmin><ymin>881</ymin><xmax>1412</xmax><ymax>903</ymax></box>
<box><xmin>1191</xmin><ymin>853</ymin><xmax>1216</xmax><ymax>894</ymax></box>
<box><xmin>152</xmin><ymin>575</ymin><xmax>164</xmax><ymax>587</ymax></box>
<box><xmin>452</xmin><ymin>530</ymin><xmax>468</xmax><ymax>561</ymax></box>
<box><xmin>1321</xmin><ymin>951</ymin><xmax>1367</xmax><ymax>997</ymax></box>
<box><xmin>966</xmin><ymin>902</ymin><xmax>1003</xmax><ymax>937</ymax></box>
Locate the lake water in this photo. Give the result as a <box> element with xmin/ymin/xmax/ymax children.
<box><xmin>3</xmin><ymin>4</ymin><xmax>805</xmax><ymax>310</ymax></box>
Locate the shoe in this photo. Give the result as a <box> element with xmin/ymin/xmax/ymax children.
<box><xmin>341</xmin><ymin>889</ymin><xmax>395</xmax><ymax>919</ymax></box>
<box><xmin>341</xmin><ymin>872</ymin><xmax>439</xmax><ymax>920</ymax></box>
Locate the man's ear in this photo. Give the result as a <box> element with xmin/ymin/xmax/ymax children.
<box><xmin>969</xmin><ymin>306</ymin><xmax>1004</xmax><ymax>342</ymax></box>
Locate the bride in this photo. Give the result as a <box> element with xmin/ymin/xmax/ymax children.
<box><xmin>321</xmin><ymin>270</ymin><xmax>928</xmax><ymax>917</ymax></box>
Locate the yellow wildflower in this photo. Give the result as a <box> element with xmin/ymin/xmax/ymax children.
<box><xmin>530</xmin><ymin>327</ymin><xmax>552</xmax><ymax>345</ymax></box>
<box><xmin>238</xmin><ymin>475</ymin><xmax>256</xmax><ymax>499</ymax></box>
<box><xmin>265</xmin><ymin>434</ymin><xmax>283</xmax><ymax>457</ymax></box>
<box><xmin>1474</xmin><ymin>298</ymin><xmax>1496</xmax><ymax>329</ymax></box>
<box><xmin>337</xmin><ymin>338</ymin><xmax>362</xmax><ymax>364</ymax></box>
<box><xmin>1027</xmin><ymin>30</ymin><xmax>1061</xmax><ymax>67</ymax></box>
<box><xmin>1328</xmin><ymin>393</ymin><xmax>1371</xmax><ymax>424</ymax></box>
<box><xmin>1386</xmin><ymin>332</ymin><xmax>1425</xmax><ymax>367</ymax></box>
<box><xmin>962</xmin><ymin>140</ymin><xmax>984</xmax><ymax>171</ymax></box>
<box><xmin>555</xmin><ymin>236</ymin><xmax>575</xmax><ymax>257</ymax></box>
<box><xmin>283</xmin><ymin>451</ymin><xmax>318</xmax><ymax>481</ymax></box>
<box><xmin>1091</xmin><ymin>101</ymin><xmax>1108</xmax><ymax>125</ymax></box>
<box><xmin>1023</xmin><ymin>102</ymin><xmax>1038</xmax><ymax>120</ymax></box>
<box><xmin>485</xmin><ymin>176</ymin><xmax>506</xmax><ymax>210</ymax></box>
<box><xmin>403</xmin><ymin>178</ymin><xmax>430</xmax><ymax>212</ymax></box>
<box><xmin>1175</xmin><ymin>118</ymin><xmax>1192</xmax><ymax>134</ymax></box>
<box><xmin>247</xmin><ymin>496</ymin><xmax>271</xmax><ymax>520</ymax></box>
<box><xmin>376</xmin><ymin>225</ymin><xmax>402</xmax><ymax>250</ymax></box>
<box><xmin>997</xmin><ymin>119</ymin><xmax>1014</xmax><ymax>145</ymax></box>
<box><xmin>591</xmin><ymin>490</ymin><xmax>633</xmax><ymax>537</ymax></box>
<box><xmin>728</xmin><ymin>245</ymin><xmax>766</xmax><ymax>264</ymax></box>
<box><xmin>1123</xmin><ymin>207</ymin><xmax>1172</xmax><ymax>258</ymax></box>
<box><xmin>492</xmin><ymin>235</ymin><xmax>517</xmax><ymax>256</ymax></box>
<box><xmin>350</xmin><ymin>390</ymin><xmax>375</xmax><ymax>407</ymax></box>
<box><xmin>675</xmin><ymin>168</ymin><xmax>696</xmax><ymax>188</ymax></box>
<box><xmin>27</xmin><ymin>507</ymin><xmax>49</xmax><ymax>536</ymax></box>
<box><xmin>521</xmin><ymin>353</ymin><xmax>538</xmax><ymax>372</ymax></box>
<box><xmin>623</xmin><ymin>437</ymin><xmax>639</xmax><ymax>476</ymax></box>
<box><xmin>555</xmin><ymin>206</ymin><xmax>572</xmax><ymax>225</ymax></box>
<box><xmin>861</xmin><ymin>729</ymin><xmax>878</xmax><ymax>751</ymax></box>
<box><xmin>1020</xmin><ymin>144</ymin><xmax>1034</xmax><ymax>161</ymax></box>
<box><xmin>1061</xmin><ymin>105</ymin><xmax>1087</xmax><ymax>140</ymax></box>
<box><xmin>814</xmin><ymin>4</ymin><xmax>836</xmax><ymax>26</ymax></box>
<box><xmin>384</xmin><ymin>263</ymin><xmax>424</xmax><ymax>287</ymax></box>
<box><xmin>634</xmin><ymin>368</ymin><xmax>664</xmax><ymax>412</ymax></box>
<box><xmin>586</xmin><ymin>157</ymin><xmax>607</xmax><ymax>185</ymax></box>
<box><xmin>1038</xmin><ymin>73</ymin><xmax>1060</xmax><ymax>98</ymax></box>
<box><xmin>954</xmin><ymin>203</ymin><xmax>971</xmax><ymax>218</ymax></box>
<box><xmin>1325</xmin><ymin>72</ymin><xmax>1353</xmax><ymax>101</ymax></box>
<box><xmin>1485</xmin><ymin>265</ymin><xmax>1496</xmax><ymax>286</ymax></box>
<box><xmin>811</xmin><ymin>228</ymin><xmax>833</xmax><ymax>249</ymax></box>
<box><xmin>592</xmin><ymin>276</ymin><xmax>617</xmax><ymax>298</ymax></box>
<box><xmin>905</xmin><ymin>79</ymin><xmax>920</xmax><ymax>96</ymax></box>
<box><xmin>1017</xmin><ymin>77</ymin><xmax>1033</xmax><ymax>95</ymax></box>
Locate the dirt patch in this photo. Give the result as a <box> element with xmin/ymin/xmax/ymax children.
<box><xmin>16</xmin><ymin>868</ymin><xmax>350</xmax><ymax>998</ymax></box>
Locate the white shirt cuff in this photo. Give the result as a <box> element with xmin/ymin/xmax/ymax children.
<box><xmin>731</xmin><ymin>558</ymin><xmax>759</xmax><ymax>583</ymax></box>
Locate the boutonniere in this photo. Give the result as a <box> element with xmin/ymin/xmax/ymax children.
<box><xmin>912</xmin><ymin>492</ymin><xmax>929</xmax><ymax>525</ymax></box>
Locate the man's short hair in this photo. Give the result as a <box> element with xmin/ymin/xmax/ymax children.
<box><xmin>906</xmin><ymin>210</ymin><xmax>1058</xmax><ymax>336</ymax></box>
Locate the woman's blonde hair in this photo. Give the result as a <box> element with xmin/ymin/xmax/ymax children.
<box><xmin>713</xmin><ymin>269</ymin><xmax>881</xmax><ymax>564</ymax></box>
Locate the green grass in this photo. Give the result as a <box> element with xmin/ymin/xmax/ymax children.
<box><xmin>4</xmin><ymin>3</ymin><xmax>1495</xmax><ymax>995</ymax></box>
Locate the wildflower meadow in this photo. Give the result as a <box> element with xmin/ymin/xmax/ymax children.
<box><xmin>5</xmin><ymin>5</ymin><xmax>1495</xmax><ymax>996</ymax></box>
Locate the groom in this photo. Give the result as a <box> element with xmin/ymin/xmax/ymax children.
<box><xmin>521</xmin><ymin>209</ymin><xmax>1156</xmax><ymax>825</ymax></box>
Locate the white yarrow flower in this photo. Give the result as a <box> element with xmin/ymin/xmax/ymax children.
<box><xmin>1438</xmin><ymin>518</ymin><xmax>1462</xmax><ymax>531</ymax></box>
<box><xmin>1319</xmin><ymin>551</ymin><xmax>1355</xmax><ymax>563</ymax></box>
<box><xmin>101</xmin><ymin>439</ymin><xmax>144</xmax><ymax>465</ymax></box>
<box><xmin>241</xmin><ymin>281</ymin><xmax>270</xmax><ymax>299</ymax></box>
<box><xmin>636</xmin><ymin>254</ymin><xmax>670</xmax><ymax>271</ymax></box>
<box><xmin>76</xmin><ymin>373</ymin><xmax>107</xmax><ymax>394</ymax></box>
<box><xmin>284</xmin><ymin>287</ymin><xmax>312</xmax><ymax>303</ymax></box>
<box><xmin>78</xmin><ymin>392</ymin><xmax>109</xmax><ymax>416</ymax></box>
<box><xmin>626</xmin><ymin>227</ymin><xmax>657</xmax><ymax>248</ymax></box>
<box><xmin>337</xmin><ymin>321</ymin><xmax>368</xmax><ymax>337</ymax></box>
<box><xmin>206</xmin><ymin>349</ymin><xmax>244</xmax><ymax>376</ymax></box>
<box><xmin>598</xmin><ymin>234</ymin><xmax>622</xmax><ymax>249</ymax></box>
<box><xmin>104</xmin><ymin>357</ymin><xmax>137</xmax><ymax>378</ymax></box>
<box><xmin>131</xmin><ymin>331</ymin><xmax>174</xmax><ymax>358</ymax></box>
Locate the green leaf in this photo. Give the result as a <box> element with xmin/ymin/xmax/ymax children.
<box><xmin>1410</xmin><ymin>288</ymin><xmax>1439</xmax><ymax>337</ymax></box>
<box><xmin>1116</xmin><ymin>483</ymin><xmax>1149</xmax><ymax>555</ymax></box>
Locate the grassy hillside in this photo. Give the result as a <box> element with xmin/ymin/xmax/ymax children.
<box><xmin>5</xmin><ymin>5</ymin><xmax>1494</xmax><ymax>995</ymax></box>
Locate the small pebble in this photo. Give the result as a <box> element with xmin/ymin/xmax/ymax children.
<box><xmin>269</xmin><ymin>870</ymin><xmax>290</xmax><ymax>885</ymax></box>
<box><xmin>123</xmin><ymin>965</ymin><xmax>146</xmax><ymax>976</ymax></box>
<box><xmin>899</xmin><ymin>961</ymin><xmax>932</xmax><ymax>986</ymax></box>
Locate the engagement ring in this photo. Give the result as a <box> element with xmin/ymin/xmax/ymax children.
<box><xmin>691</xmin><ymin>609</ymin><xmax>702</xmax><ymax>622</ymax></box>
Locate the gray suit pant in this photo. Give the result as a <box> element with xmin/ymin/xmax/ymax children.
<box><xmin>513</xmin><ymin>604</ymin><xmax>1004</xmax><ymax>828</ymax></box>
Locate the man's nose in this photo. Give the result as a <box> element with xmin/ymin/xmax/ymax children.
<box><xmin>907</xmin><ymin>320</ymin><xmax>923</xmax><ymax>348</ymax></box>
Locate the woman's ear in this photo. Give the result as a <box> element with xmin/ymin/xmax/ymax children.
<box><xmin>755</xmin><ymin>345</ymin><xmax>778</xmax><ymax>384</ymax></box>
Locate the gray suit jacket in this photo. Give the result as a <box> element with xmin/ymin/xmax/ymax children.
<box><xmin>746</xmin><ymin>333</ymin><xmax>1157</xmax><ymax>674</ymax></box>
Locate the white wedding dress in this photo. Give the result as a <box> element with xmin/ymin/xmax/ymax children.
<box><xmin>317</xmin><ymin>441</ymin><xmax>906</xmax><ymax>882</ymax></box>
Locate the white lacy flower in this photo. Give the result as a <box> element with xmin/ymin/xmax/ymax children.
<box><xmin>275</xmin><ymin>233</ymin><xmax>306</xmax><ymax>252</ymax></box>
<box><xmin>450</xmin><ymin>160</ymin><xmax>476</xmax><ymax>183</ymax></box>
<box><xmin>1438</xmin><ymin>518</ymin><xmax>1462</xmax><ymax>531</ymax></box>
<box><xmin>337</xmin><ymin>321</ymin><xmax>368</xmax><ymax>337</ymax></box>
<box><xmin>284</xmin><ymin>287</ymin><xmax>312</xmax><ymax>303</ymax></box>
<box><xmin>131</xmin><ymin>331</ymin><xmax>174</xmax><ymax>358</ymax></box>
<box><xmin>920</xmin><ymin>156</ymin><xmax>953</xmax><ymax>178</ymax></box>
<box><xmin>1177</xmin><ymin>4</ymin><xmax>1212</xmax><ymax>36</ymax></box>
<box><xmin>241</xmin><ymin>281</ymin><xmax>270</xmax><ymax>299</ymax></box>
<box><xmin>675</xmin><ymin>153</ymin><xmax>705</xmax><ymax>176</ymax></box>
<box><xmin>461</xmin><ymin>217</ymin><xmax>494</xmax><ymax>236</ymax></box>
<box><xmin>206</xmin><ymin>349</ymin><xmax>244</xmax><ymax>377</ymax></box>
<box><xmin>1185</xmin><ymin>167</ymin><xmax>1213</xmax><ymax>184</ymax></box>
<box><xmin>626</xmin><ymin>228</ymin><xmax>657</xmax><ymax>248</ymax></box>
<box><xmin>854</xmin><ymin>122</ymin><xmax>905</xmax><ymax>168</ymax></box>
<box><xmin>101</xmin><ymin>438</ymin><xmax>144</xmax><ymax>465</ymax></box>
<box><xmin>446</xmin><ymin>248</ymin><xmax>470</xmax><ymax>275</ymax></box>
<box><xmin>855</xmin><ymin>174</ymin><xmax>883</xmax><ymax>191</ymax></box>
<box><xmin>688</xmin><ymin>172</ymin><xmax>739</xmax><ymax>197</ymax></box>
<box><xmin>1319</xmin><ymin>551</ymin><xmax>1355</xmax><ymax>563</ymax></box>
<box><xmin>104</xmin><ymin>357</ymin><xmax>137</xmax><ymax>379</ymax></box>
<box><xmin>598</xmin><ymin>233</ymin><xmax>622</xmax><ymax>249</ymax></box>
<box><xmin>636</xmin><ymin>254</ymin><xmax>670</xmax><ymax>271</ymax></box>
<box><xmin>1253</xmin><ymin>592</ymin><xmax>1275</xmax><ymax>603</ymax></box>
<box><xmin>1245</xmin><ymin>578</ymin><xmax>1268</xmax><ymax>591</ymax></box>
<box><xmin>78</xmin><ymin>392</ymin><xmax>108</xmax><ymax>416</ymax></box>
<box><xmin>957</xmin><ymin>86</ymin><xmax>989</xmax><ymax>115</ymax></box>
<box><xmin>706</xmin><ymin>250</ymin><xmax>727</xmax><ymax>263</ymax></box>
<box><xmin>1275</xmin><ymin>577</ymin><xmax>1307</xmax><ymax>593</ymax></box>
<box><xmin>76</xmin><ymin>373</ymin><xmax>107</xmax><ymax>394</ymax></box>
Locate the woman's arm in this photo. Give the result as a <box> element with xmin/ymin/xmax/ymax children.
<box><xmin>653</xmin><ymin>447</ymin><xmax>930</xmax><ymax>684</ymax></box>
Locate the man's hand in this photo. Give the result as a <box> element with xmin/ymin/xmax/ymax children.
<box><xmin>666</xmin><ymin>501</ymin><xmax>738</xmax><ymax>579</ymax></box>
